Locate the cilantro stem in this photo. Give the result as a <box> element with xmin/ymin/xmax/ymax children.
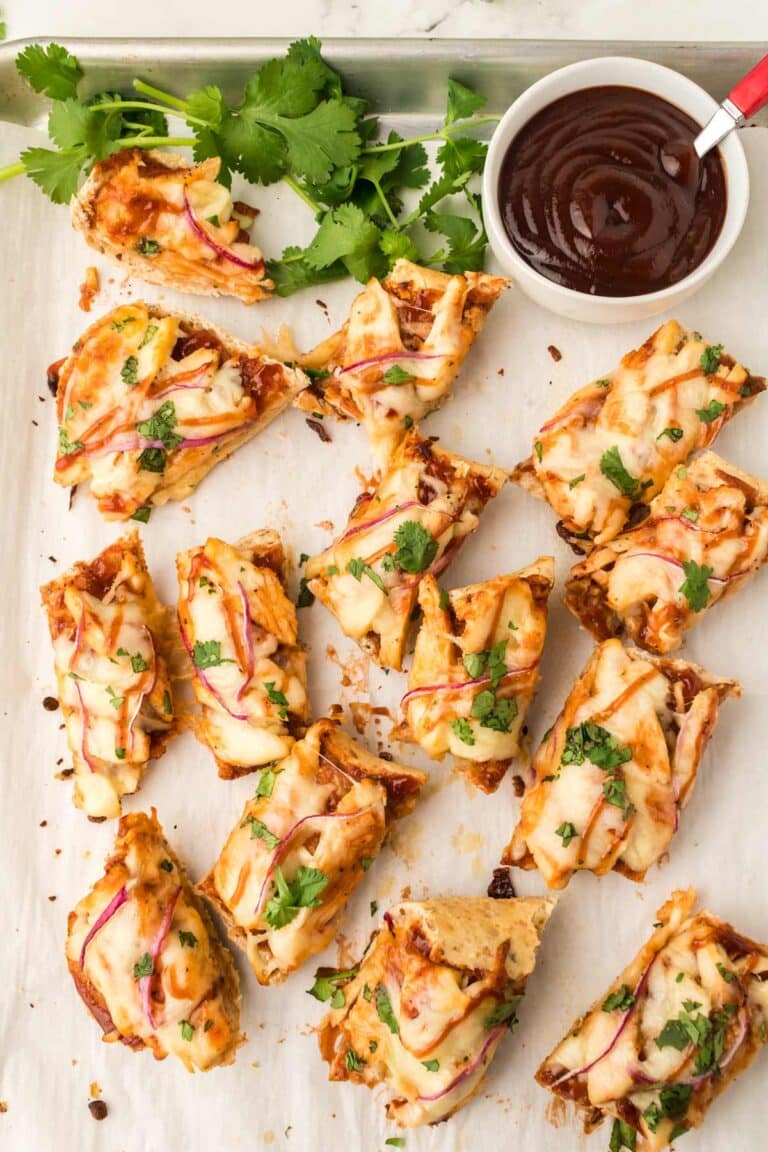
<box><xmin>0</xmin><ymin>160</ymin><xmax>27</xmax><ymax>184</ymax></box>
<box><xmin>118</xmin><ymin>135</ymin><xmax>196</xmax><ymax>148</ymax></box>
<box><xmin>88</xmin><ymin>99</ymin><xmax>187</xmax><ymax>118</ymax></box>
<box><xmin>132</xmin><ymin>79</ymin><xmax>189</xmax><ymax>112</ymax></box>
<box><xmin>372</xmin><ymin>178</ymin><xmax>399</xmax><ymax>230</ymax></box>
<box><xmin>282</xmin><ymin>174</ymin><xmax>322</xmax><ymax>215</ymax></box>
<box><xmin>361</xmin><ymin>116</ymin><xmax>499</xmax><ymax>155</ymax></box>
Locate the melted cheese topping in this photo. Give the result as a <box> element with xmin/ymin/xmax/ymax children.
<box><xmin>178</xmin><ymin>536</ymin><xmax>307</xmax><ymax>772</ymax></box>
<box><xmin>306</xmin><ymin>431</ymin><xmax>506</xmax><ymax>669</ymax></box>
<box><xmin>567</xmin><ymin>451</ymin><xmax>768</xmax><ymax>654</ymax></box>
<box><xmin>508</xmin><ymin>640</ymin><xmax>732</xmax><ymax>887</ymax></box>
<box><xmin>48</xmin><ymin>546</ymin><xmax>173</xmax><ymax>819</ymax></box>
<box><xmin>54</xmin><ymin>302</ymin><xmax>302</xmax><ymax>519</ymax></box>
<box><xmin>527</xmin><ymin>321</ymin><xmax>761</xmax><ymax>545</ymax></box>
<box><xmin>78</xmin><ymin>150</ymin><xmax>270</xmax><ymax>302</ymax></box>
<box><xmin>65</xmin><ymin>812</ymin><xmax>240</xmax><ymax>1071</ymax></box>
<box><xmin>539</xmin><ymin>893</ymin><xmax>768</xmax><ymax>1151</ymax></box>
<box><xmin>206</xmin><ymin>724</ymin><xmax>397</xmax><ymax>983</ymax></box>
<box><xmin>299</xmin><ymin>261</ymin><xmax>507</xmax><ymax>462</ymax></box>
<box><xmin>404</xmin><ymin>564</ymin><xmax>552</xmax><ymax>782</ymax></box>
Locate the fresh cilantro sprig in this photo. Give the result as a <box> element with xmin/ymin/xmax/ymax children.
<box><xmin>3</xmin><ymin>40</ymin><xmax>498</xmax><ymax>289</ymax></box>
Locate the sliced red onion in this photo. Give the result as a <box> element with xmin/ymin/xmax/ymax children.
<box><xmin>178</xmin><ymin>613</ymin><xmax>249</xmax><ymax>722</ymax></box>
<box><xmin>383</xmin><ymin>911</ymin><xmax>395</xmax><ymax>932</ymax></box>
<box><xmin>339</xmin><ymin>351</ymin><xmax>447</xmax><ymax>377</ymax></box>
<box><xmin>236</xmin><ymin>582</ymin><xmax>255</xmax><ymax>701</ymax></box>
<box><xmin>80</xmin><ymin>886</ymin><xmax>128</xmax><ymax>967</ymax></box>
<box><xmin>183</xmin><ymin>189</ymin><xmax>264</xmax><ymax>272</ymax></box>
<box><xmin>152</xmin><ymin>379</ymin><xmax>212</xmax><ymax>401</ymax></box>
<box><xmin>417</xmin><ymin>1026</ymin><xmax>505</xmax><ymax>1103</ymax></box>
<box><xmin>401</xmin><ymin>661</ymin><xmax>539</xmax><ymax>710</ymax></box>
<box><xmin>139</xmin><ymin>887</ymin><xmax>180</xmax><ymax>1030</ymax></box>
<box><xmin>551</xmin><ymin>958</ymin><xmax>654</xmax><ymax>1087</ymax></box>
<box><xmin>339</xmin><ymin>500</ymin><xmax>421</xmax><ymax>545</ymax></box>
<box><xmin>254</xmin><ymin>805</ymin><xmax>375</xmax><ymax>917</ymax></box>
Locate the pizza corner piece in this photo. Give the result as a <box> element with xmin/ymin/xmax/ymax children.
<box><xmin>197</xmin><ymin>717</ymin><xmax>426</xmax><ymax>986</ymax></box>
<box><xmin>315</xmin><ymin>894</ymin><xmax>555</xmax><ymax>1126</ymax></box>
<box><xmin>536</xmin><ymin>888</ymin><xmax>768</xmax><ymax>1151</ymax></box>
<box><xmin>564</xmin><ymin>451</ymin><xmax>768</xmax><ymax>654</ymax></box>
<box><xmin>295</xmin><ymin>258</ymin><xmax>508</xmax><ymax>462</ymax></box>
<box><xmin>514</xmin><ymin>320</ymin><xmax>765</xmax><ymax>550</ymax></box>
<box><xmin>72</xmin><ymin>148</ymin><xmax>272</xmax><ymax>303</ymax></box>
<box><xmin>66</xmin><ymin>809</ymin><xmax>242</xmax><ymax>1071</ymax></box>
<box><xmin>177</xmin><ymin>530</ymin><xmax>310</xmax><ymax>779</ymax></box>
<box><xmin>51</xmin><ymin>301</ymin><xmax>308</xmax><ymax>521</ymax></box>
<box><xmin>40</xmin><ymin>529</ymin><xmax>177</xmax><ymax>820</ymax></box>
<box><xmin>305</xmin><ymin>427</ymin><xmax>508</xmax><ymax>671</ymax></box>
<box><xmin>394</xmin><ymin>557</ymin><xmax>555</xmax><ymax>793</ymax></box>
<box><xmin>504</xmin><ymin>638</ymin><xmax>739</xmax><ymax>889</ymax></box>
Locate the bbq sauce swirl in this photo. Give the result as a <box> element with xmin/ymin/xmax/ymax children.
<box><xmin>499</xmin><ymin>86</ymin><xmax>727</xmax><ymax>297</ymax></box>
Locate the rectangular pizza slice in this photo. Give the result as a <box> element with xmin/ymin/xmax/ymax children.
<box><xmin>40</xmin><ymin>530</ymin><xmax>176</xmax><ymax>820</ymax></box>
<box><xmin>394</xmin><ymin>558</ymin><xmax>554</xmax><ymax>792</ymax></box>
<box><xmin>51</xmin><ymin>301</ymin><xmax>307</xmax><ymax>520</ymax></box>
<box><xmin>316</xmin><ymin>895</ymin><xmax>554</xmax><ymax>1126</ymax></box>
<box><xmin>504</xmin><ymin>639</ymin><xmax>739</xmax><ymax>889</ymax></box>
<box><xmin>514</xmin><ymin>321</ymin><xmax>764</xmax><ymax>548</ymax></box>
<box><xmin>72</xmin><ymin>149</ymin><xmax>272</xmax><ymax>302</ymax></box>
<box><xmin>564</xmin><ymin>451</ymin><xmax>768</xmax><ymax>654</ymax></box>
<box><xmin>305</xmin><ymin>428</ymin><xmax>507</xmax><ymax>670</ymax></box>
<box><xmin>536</xmin><ymin>888</ymin><xmax>768</xmax><ymax>1151</ymax></box>
<box><xmin>66</xmin><ymin>810</ymin><xmax>242</xmax><ymax>1071</ymax></box>
<box><xmin>198</xmin><ymin>718</ymin><xmax>426</xmax><ymax>985</ymax></box>
<box><xmin>295</xmin><ymin>259</ymin><xmax>508</xmax><ymax>462</ymax></box>
<box><xmin>177</xmin><ymin>530</ymin><xmax>309</xmax><ymax>778</ymax></box>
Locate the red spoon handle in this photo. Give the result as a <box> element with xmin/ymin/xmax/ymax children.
<box><xmin>729</xmin><ymin>53</ymin><xmax>768</xmax><ymax>119</ymax></box>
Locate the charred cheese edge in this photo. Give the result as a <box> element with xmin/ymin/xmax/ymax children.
<box><xmin>52</xmin><ymin>301</ymin><xmax>308</xmax><ymax>520</ymax></box>
<box><xmin>296</xmin><ymin>259</ymin><xmax>508</xmax><ymax>462</ymax></box>
<box><xmin>72</xmin><ymin>149</ymin><xmax>272</xmax><ymax>303</ymax></box>
<box><xmin>40</xmin><ymin>530</ymin><xmax>176</xmax><ymax>820</ymax></box>
<box><xmin>177</xmin><ymin>531</ymin><xmax>309</xmax><ymax>778</ymax></box>
<box><xmin>65</xmin><ymin>810</ymin><xmax>242</xmax><ymax>1071</ymax></box>
<box><xmin>198</xmin><ymin>719</ymin><xmax>426</xmax><ymax>984</ymax></box>
<box><xmin>565</xmin><ymin>451</ymin><xmax>768</xmax><ymax>654</ymax></box>
<box><xmin>317</xmin><ymin>896</ymin><xmax>554</xmax><ymax>1127</ymax></box>
<box><xmin>514</xmin><ymin>321</ymin><xmax>765</xmax><ymax>547</ymax></box>
<box><xmin>505</xmin><ymin>640</ymin><xmax>739</xmax><ymax>888</ymax></box>
<box><xmin>536</xmin><ymin>888</ymin><xmax>768</xmax><ymax>1151</ymax></box>
<box><xmin>396</xmin><ymin>558</ymin><xmax>554</xmax><ymax>792</ymax></box>
<box><xmin>305</xmin><ymin>428</ymin><xmax>507</xmax><ymax>670</ymax></box>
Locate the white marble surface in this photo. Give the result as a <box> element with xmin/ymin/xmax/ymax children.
<box><xmin>5</xmin><ymin>0</ymin><xmax>768</xmax><ymax>43</ymax></box>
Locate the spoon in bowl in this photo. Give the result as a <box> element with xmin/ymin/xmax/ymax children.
<box><xmin>694</xmin><ymin>52</ymin><xmax>768</xmax><ymax>157</ymax></box>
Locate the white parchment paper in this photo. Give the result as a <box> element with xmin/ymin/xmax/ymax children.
<box><xmin>1</xmin><ymin>118</ymin><xmax>767</xmax><ymax>1152</ymax></box>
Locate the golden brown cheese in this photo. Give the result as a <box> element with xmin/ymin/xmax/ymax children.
<box><xmin>394</xmin><ymin>558</ymin><xmax>554</xmax><ymax>792</ymax></box>
<box><xmin>177</xmin><ymin>531</ymin><xmax>309</xmax><ymax>778</ymax></box>
<box><xmin>537</xmin><ymin>889</ymin><xmax>768</xmax><ymax>1151</ymax></box>
<box><xmin>40</xmin><ymin>531</ymin><xmax>176</xmax><ymax>820</ymax></box>
<box><xmin>505</xmin><ymin>640</ymin><xmax>738</xmax><ymax>888</ymax></box>
<box><xmin>514</xmin><ymin>321</ymin><xmax>764</xmax><ymax>548</ymax></box>
<box><xmin>565</xmin><ymin>452</ymin><xmax>768</xmax><ymax>654</ymax></box>
<box><xmin>66</xmin><ymin>810</ymin><xmax>242</xmax><ymax>1071</ymax></box>
<box><xmin>52</xmin><ymin>302</ymin><xmax>307</xmax><ymax>520</ymax></box>
<box><xmin>317</xmin><ymin>896</ymin><xmax>554</xmax><ymax>1126</ymax></box>
<box><xmin>296</xmin><ymin>259</ymin><xmax>508</xmax><ymax>461</ymax></box>
<box><xmin>72</xmin><ymin>149</ymin><xmax>272</xmax><ymax>303</ymax></box>
<box><xmin>198</xmin><ymin>719</ymin><xmax>426</xmax><ymax>984</ymax></box>
<box><xmin>305</xmin><ymin>428</ymin><xmax>507</xmax><ymax>670</ymax></box>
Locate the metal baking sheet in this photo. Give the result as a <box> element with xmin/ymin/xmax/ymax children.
<box><xmin>1</xmin><ymin>35</ymin><xmax>767</xmax><ymax>1152</ymax></box>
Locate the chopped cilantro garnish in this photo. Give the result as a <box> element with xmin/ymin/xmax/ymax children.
<box><xmin>264</xmin><ymin>681</ymin><xmax>289</xmax><ymax>719</ymax></box>
<box><xmin>555</xmin><ymin>821</ymin><xmax>577</xmax><ymax>848</ymax></box>
<box><xmin>133</xmin><ymin>952</ymin><xmax>153</xmax><ymax>979</ymax></box>
<box><xmin>375</xmin><ymin>984</ymin><xmax>400</xmax><ymax>1034</ymax></box>
<box><xmin>678</xmin><ymin>559</ymin><xmax>713</xmax><ymax>613</ymax></box>
<box><xmin>391</xmin><ymin>520</ymin><xmax>438</xmax><ymax>575</ymax></box>
<box><xmin>657</xmin><ymin>426</ymin><xmax>684</xmax><ymax>442</ymax></box>
<box><xmin>264</xmin><ymin>865</ymin><xmax>329</xmax><ymax>929</ymax></box>
<box><xmin>307</xmin><ymin>966</ymin><xmax>359</xmax><ymax>1003</ymax></box>
<box><xmin>382</xmin><ymin>364</ymin><xmax>414</xmax><ymax>384</ymax></box>
<box><xmin>121</xmin><ymin>355</ymin><xmax>139</xmax><ymax>385</ymax></box>
<box><xmin>241</xmin><ymin>815</ymin><xmax>280</xmax><ymax>849</ymax></box>
<box><xmin>344</xmin><ymin>1048</ymin><xmax>366</xmax><ymax>1072</ymax></box>
<box><xmin>136</xmin><ymin>238</ymin><xmax>161</xmax><ymax>256</ymax></box>
<box><xmin>451</xmin><ymin>717</ymin><xmax>475</xmax><ymax>746</ymax></box>
<box><xmin>179</xmin><ymin>930</ymin><xmax>197</xmax><ymax>948</ymax></box>
<box><xmin>699</xmin><ymin>344</ymin><xmax>723</xmax><ymax>375</ymax></box>
<box><xmin>484</xmin><ymin>995</ymin><xmax>521</xmax><ymax>1031</ymax></box>
<box><xmin>602</xmin><ymin>985</ymin><xmax>635</xmax><ymax>1012</ymax></box>
<box><xmin>192</xmin><ymin>640</ymin><xmax>234</xmax><ymax>669</ymax></box>
<box><xmin>600</xmin><ymin>445</ymin><xmax>646</xmax><ymax>500</ymax></box>
<box><xmin>180</xmin><ymin>1020</ymin><xmax>195</xmax><ymax>1042</ymax></box>
<box><xmin>695</xmin><ymin>398</ymin><xmax>726</xmax><ymax>423</ymax></box>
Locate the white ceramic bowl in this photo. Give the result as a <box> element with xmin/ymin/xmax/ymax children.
<box><xmin>482</xmin><ymin>57</ymin><xmax>749</xmax><ymax>324</ymax></box>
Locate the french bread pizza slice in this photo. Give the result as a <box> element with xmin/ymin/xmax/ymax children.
<box><xmin>198</xmin><ymin>718</ymin><xmax>426</xmax><ymax>984</ymax></box>
<box><xmin>51</xmin><ymin>302</ymin><xmax>307</xmax><ymax>520</ymax></box>
<box><xmin>40</xmin><ymin>530</ymin><xmax>176</xmax><ymax>820</ymax></box>
<box><xmin>177</xmin><ymin>531</ymin><xmax>309</xmax><ymax>778</ymax></box>
<box><xmin>66</xmin><ymin>810</ymin><xmax>242</xmax><ymax>1071</ymax></box>
<box><xmin>72</xmin><ymin>149</ymin><xmax>272</xmax><ymax>302</ymax></box>
<box><xmin>296</xmin><ymin>259</ymin><xmax>508</xmax><ymax>461</ymax></box>
<box><xmin>316</xmin><ymin>895</ymin><xmax>555</xmax><ymax>1126</ymax></box>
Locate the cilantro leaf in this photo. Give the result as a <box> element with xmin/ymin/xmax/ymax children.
<box><xmin>562</xmin><ymin>722</ymin><xmax>632</xmax><ymax>771</ymax></box>
<box><xmin>17</xmin><ymin>43</ymin><xmax>83</xmax><ymax>100</ymax></box>
<box><xmin>678</xmin><ymin>560</ymin><xmax>713</xmax><ymax>613</ymax></box>
<box><xmin>255</xmin><ymin>768</ymin><xmax>277</xmax><ymax>799</ymax></box>
<box><xmin>264</xmin><ymin>865</ymin><xmax>329</xmax><ymax>929</ymax></box>
<box><xmin>345</xmin><ymin>1047</ymin><xmax>366</xmax><ymax>1072</ymax></box>
<box><xmin>241</xmin><ymin>815</ymin><xmax>280</xmax><ymax>849</ymax></box>
<box><xmin>699</xmin><ymin>344</ymin><xmax>723</xmax><ymax>375</ymax></box>
<box><xmin>180</xmin><ymin>1019</ymin><xmax>195</xmax><ymax>1042</ymax></box>
<box><xmin>178</xmin><ymin>930</ymin><xmax>198</xmax><ymax>949</ymax></box>
<box><xmin>136</xmin><ymin>400</ymin><xmax>182</xmax><ymax>451</ymax></box>
<box><xmin>133</xmin><ymin>952</ymin><xmax>153</xmax><ymax>980</ymax></box>
<box><xmin>555</xmin><ymin>822</ymin><xmax>577</xmax><ymax>848</ymax></box>
<box><xmin>600</xmin><ymin>445</ymin><xmax>646</xmax><ymax>500</ymax></box>
<box><xmin>267</xmin><ymin>246</ymin><xmax>347</xmax><ymax>297</ymax></box>
<box><xmin>657</xmin><ymin>425</ymin><xmax>684</xmax><ymax>442</ymax></box>
<box><xmin>375</xmin><ymin>984</ymin><xmax>400</xmax><ymax>1034</ymax></box>
<box><xmin>484</xmin><ymin>994</ymin><xmax>521</xmax><ymax>1030</ymax></box>
<box><xmin>609</xmin><ymin>1120</ymin><xmax>637</xmax><ymax>1152</ymax></box>
<box><xmin>392</xmin><ymin>521</ymin><xmax>438</xmax><ymax>574</ymax></box>
<box><xmin>445</xmin><ymin>78</ymin><xmax>486</xmax><ymax>125</ymax></box>
<box><xmin>382</xmin><ymin>365</ymin><xmax>414</xmax><ymax>384</ymax></box>
<box><xmin>192</xmin><ymin>640</ymin><xmax>234</xmax><ymax>669</ymax></box>
<box><xmin>659</xmin><ymin>1083</ymin><xmax>692</xmax><ymax>1120</ymax></box>
<box><xmin>304</xmin><ymin>204</ymin><xmax>385</xmax><ymax>282</ymax></box>
<box><xmin>21</xmin><ymin>145</ymin><xmax>88</xmax><ymax>204</ymax></box>
<box><xmin>307</xmin><ymin>965</ymin><xmax>359</xmax><ymax>1003</ymax></box>
<box><xmin>425</xmin><ymin>204</ymin><xmax>488</xmax><ymax>273</ymax></box>
<box><xmin>602</xmin><ymin>985</ymin><xmax>635</xmax><ymax>1012</ymax></box>
<box><xmin>695</xmin><ymin>398</ymin><xmax>727</xmax><ymax>424</ymax></box>
<box><xmin>451</xmin><ymin>717</ymin><xmax>475</xmax><ymax>746</ymax></box>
